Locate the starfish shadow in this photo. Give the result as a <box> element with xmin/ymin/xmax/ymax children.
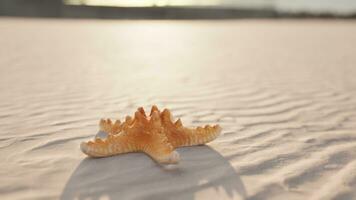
<box><xmin>60</xmin><ymin>146</ymin><xmax>247</xmax><ymax>200</ymax></box>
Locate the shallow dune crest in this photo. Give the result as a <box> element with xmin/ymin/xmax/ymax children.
<box><xmin>1</xmin><ymin>18</ymin><xmax>356</xmax><ymax>200</ymax></box>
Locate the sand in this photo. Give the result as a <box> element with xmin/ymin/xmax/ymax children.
<box><xmin>0</xmin><ymin>18</ymin><xmax>356</xmax><ymax>200</ymax></box>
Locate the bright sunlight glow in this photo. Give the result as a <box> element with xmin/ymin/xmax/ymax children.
<box><xmin>64</xmin><ymin>0</ymin><xmax>222</xmax><ymax>7</ymax></box>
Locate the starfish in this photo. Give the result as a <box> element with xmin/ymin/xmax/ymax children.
<box><xmin>80</xmin><ymin>106</ymin><xmax>222</xmax><ymax>164</ymax></box>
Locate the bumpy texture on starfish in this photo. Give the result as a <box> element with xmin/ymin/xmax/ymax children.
<box><xmin>80</xmin><ymin>106</ymin><xmax>222</xmax><ymax>164</ymax></box>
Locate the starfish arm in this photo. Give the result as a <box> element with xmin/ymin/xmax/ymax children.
<box><xmin>144</xmin><ymin>145</ymin><xmax>180</xmax><ymax>164</ymax></box>
<box><xmin>142</xmin><ymin>133</ymin><xmax>180</xmax><ymax>164</ymax></box>
<box><xmin>80</xmin><ymin>134</ymin><xmax>138</xmax><ymax>158</ymax></box>
<box><xmin>177</xmin><ymin>125</ymin><xmax>222</xmax><ymax>147</ymax></box>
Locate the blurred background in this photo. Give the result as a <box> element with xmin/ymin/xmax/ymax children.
<box><xmin>1</xmin><ymin>0</ymin><xmax>356</xmax><ymax>19</ymax></box>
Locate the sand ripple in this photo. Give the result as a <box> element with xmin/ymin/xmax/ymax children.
<box><xmin>1</xmin><ymin>18</ymin><xmax>356</xmax><ymax>200</ymax></box>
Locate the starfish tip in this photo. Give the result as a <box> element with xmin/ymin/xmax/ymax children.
<box><xmin>137</xmin><ymin>107</ymin><xmax>147</xmax><ymax>116</ymax></box>
<box><xmin>80</xmin><ymin>142</ymin><xmax>88</xmax><ymax>153</ymax></box>
<box><xmin>214</xmin><ymin>125</ymin><xmax>222</xmax><ymax>134</ymax></box>
<box><xmin>159</xmin><ymin>151</ymin><xmax>180</xmax><ymax>164</ymax></box>
<box><xmin>150</xmin><ymin>105</ymin><xmax>159</xmax><ymax>114</ymax></box>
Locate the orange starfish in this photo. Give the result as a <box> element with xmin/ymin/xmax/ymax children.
<box><xmin>80</xmin><ymin>106</ymin><xmax>221</xmax><ymax>164</ymax></box>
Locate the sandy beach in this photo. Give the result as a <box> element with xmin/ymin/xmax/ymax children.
<box><xmin>0</xmin><ymin>18</ymin><xmax>356</xmax><ymax>200</ymax></box>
